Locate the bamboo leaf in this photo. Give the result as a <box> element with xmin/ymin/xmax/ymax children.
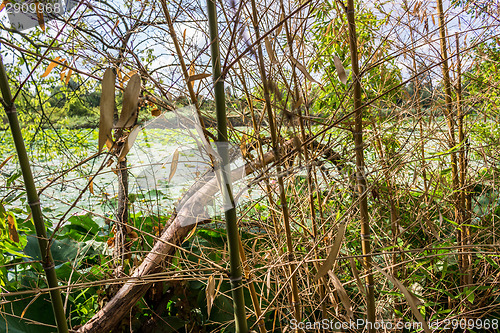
<box><xmin>348</xmin><ymin>258</ymin><xmax>365</xmax><ymax>295</ymax></box>
<box><xmin>99</xmin><ymin>68</ymin><xmax>116</xmax><ymax>152</ymax></box>
<box><xmin>60</xmin><ymin>69</ymin><xmax>67</xmax><ymax>81</ymax></box>
<box><xmin>185</xmin><ymin>223</ymin><xmax>197</xmax><ymax>242</ymax></box>
<box><xmin>116</xmin><ymin>74</ymin><xmax>141</xmax><ymax>128</ymax></box>
<box><xmin>276</xmin><ymin>12</ymin><xmax>284</xmax><ymax>35</ymax></box>
<box><xmin>290</xmin><ymin>56</ymin><xmax>319</xmax><ymax>84</ymax></box>
<box><xmin>268</xmin><ymin>79</ymin><xmax>282</xmax><ymax>100</ymax></box>
<box><xmin>266</xmin><ymin>270</ymin><xmax>271</xmax><ymax>298</ymax></box>
<box><xmin>194</xmin><ymin>119</ymin><xmax>220</xmax><ymax>161</ymax></box>
<box><xmin>314</xmin><ymin>222</ymin><xmax>346</xmax><ymax>282</ymax></box>
<box><xmin>327</xmin><ymin>271</ymin><xmax>353</xmax><ymax>319</ymax></box>
<box><xmin>21</xmin><ymin>293</ymin><xmax>40</xmax><ymax>319</ymax></box>
<box><xmin>168</xmin><ymin>148</ymin><xmax>180</xmax><ymax>182</ymax></box>
<box><xmin>126</xmin><ymin>70</ymin><xmax>137</xmax><ymax>80</ymax></box>
<box><xmin>112</xmin><ymin>19</ymin><xmax>120</xmax><ymax>35</ymax></box>
<box><xmin>41</xmin><ymin>56</ymin><xmax>61</xmax><ymax>78</ymax></box>
<box><xmin>333</xmin><ymin>54</ymin><xmax>348</xmax><ymax>84</ymax></box>
<box><xmin>151</xmin><ymin>108</ymin><xmax>161</xmax><ymax>117</ymax></box>
<box><xmin>117</xmin><ymin>68</ymin><xmax>123</xmax><ymax>88</ymax></box>
<box><xmin>118</xmin><ymin>125</ymin><xmax>141</xmax><ymax>162</ymax></box>
<box><xmin>264</xmin><ymin>37</ymin><xmax>277</xmax><ymax>64</ymax></box>
<box><xmin>65</xmin><ymin>69</ymin><xmax>73</xmax><ymax>85</ymax></box>
<box><xmin>373</xmin><ymin>265</ymin><xmax>431</xmax><ymax>333</ymax></box>
<box><xmin>292</xmin><ymin>136</ymin><xmax>302</xmax><ymax>155</ymax></box>
<box><xmin>0</xmin><ymin>154</ymin><xmax>14</xmax><ymax>170</ymax></box>
<box><xmin>187</xmin><ymin>73</ymin><xmax>212</xmax><ymax>82</ymax></box>
<box><xmin>35</xmin><ymin>2</ymin><xmax>45</xmax><ymax>32</ymax></box>
<box><xmin>89</xmin><ymin>177</ymin><xmax>94</xmax><ymax>195</ymax></box>
<box><xmin>293</xmin><ymin>95</ymin><xmax>303</xmax><ymax>110</ymax></box>
<box><xmin>206</xmin><ymin>274</ymin><xmax>216</xmax><ymax>317</ymax></box>
<box><xmin>325</xmin><ymin>20</ymin><xmax>333</xmax><ymax>36</ymax></box>
<box><xmin>7</xmin><ymin>214</ymin><xmax>19</xmax><ymax>243</ymax></box>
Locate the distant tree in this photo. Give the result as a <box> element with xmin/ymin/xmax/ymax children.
<box><xmin>310</xmin><ymin>0</ymin><xmax>403</xmax><ymax>116</ymax></box>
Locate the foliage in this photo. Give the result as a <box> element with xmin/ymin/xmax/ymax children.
<box><xmin>310</xmin><ymin>0</ymin><xmax>403</xmax><ymax>115</ymax></box>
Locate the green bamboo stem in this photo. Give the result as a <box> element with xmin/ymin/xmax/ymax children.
<box><xmin>0</xmin><ymin>59</ymin><xmax>69</xmax><ymax>333</ymax></box>
<box><xmin>206</xmin><ymin>1</ymin><xmax>248</xmax><ymax>332</ymax></box>
<box><xmin>345</xmin><ymin>0</ymin><xmax>376</xmax><ymax>328</ymax></box>
<box><xmin>249</xmin><ymin>0</ymin><xmax>301</xmax><ymax>323</ymax></box>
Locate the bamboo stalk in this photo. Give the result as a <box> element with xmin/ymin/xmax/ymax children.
<box><xmin>0</xmin><ymin>58</ymin><xmax>69</xmax><ymax>333</ymax></box>
<box><xmin>238</xmin><ymin>236</ymin><xmax>266</xmax><ymax>333</ymax></box>
<box><xmin>206</xmin><ymin>1</ymin><xmax>248</xmax><ymax>331</ymax></box>
<box><xmin>249</xmin><ymin>0</ymin><xmax>301</xmax><ymax>323</ymax></box>
<box><xmin>234</xmin><ymin>58</ymin><xmax>274</xmax><ymax>333</ymax></box>
<box><xmin>436</xmin><ymin>0</ymin><xmax>461</xmax><ymax>282</ymax></box>
<box><xmin>455</xmin><ymin>32</ymin><xmax>472</xmax><ymax>292</ymax></box>
<box><xmin>115</xmin><ymin>159</ymin><xmax>129</xmax><ymax>267</ymax></box>
<box><xmin>345</xmin><ymin>0</ymin><xmax>376</xmax><ymax>328</ymax></box>
<box><xmin>278</xmin><ymin>0</ymin><xmax>328</xmax><ymax>321</ymax></box>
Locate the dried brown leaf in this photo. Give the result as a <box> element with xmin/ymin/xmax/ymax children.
<box><xmin>89</xmin><ymin>177</ymin><xmax>94</xmax><ymax>195</ymax></box>
<box><xmin>206</xmin><ymin>275</ymin><xmax>216</xmax><ymax>317</ymax></box>
<box><xmin>293</xmin><ymin>95</ymin><xmax>304</xmax><ymax>110</ymax></box>
<box><xmin>7</xmin><ymin>214</ymin><xmax>19</xmax><ymax>243</ymax></box>
<box><xmin>65</xmin><ymin>69</ymin><xmax>73</xmax><ymax>85</ymax></box>
<box><xmin>266</xmin><ymin>270</ymin><xmax>271</xmax><ymax>298</ymax></box>
<box><xmin>112</xmin><ymin>19</ymin><xmax>120</xmax><ymax>35</ymax></box>
<box><xmin>348</xmin><ymin>258</ymin><xmax>365</xmax><ymax>295</ymax></box>
<box><xmin>168</xmin><ymin>149</ymin><xmax>180</xmax><ymax>183</ymax></box>
<box><xmin>35</xmin><ymin>2</ymin><xmax>45</xmax><ymax>32</ymax></box>
<box><xmin>333</xmin><ymin>54</ymin><xmax>348</xmax><ymax>84</ymax></box>
<box><xmin>264</xmin><ymin>37</ymin><xmax>277</xmax><ymax>64</ymax></box>
<box><xmin>116</xmin><ymin>74</ymin><xmax>141</xmax><ymax>128</ymax></box>
<box><xmin>276</xmin><ymin>12</ymin><xmax>285</xmax><ymax>35</ymax></box>
<box><xmin>187</xmin><ymin>73</ymin><xmax>212</xmax><ymax>82</ymax></box>
<box><xmin>118</xmin><ymin>125</ymin><xmax>141</xmax><ymax>162</ymax></box>
<box><xmin>268</xmin><ymin>79</ymin><xmax>283</xmax><ymax>100</ymax></box>
<box><xmin>327</xmin><ymin>271</ymin><xmax>353</xmax><ymax>319</ymax></box>
<box><xmin>314</xmin><ymin>222</ymin><xmax>346</xmax><ymax>282</ymax></box>
<box><xmin>0</xmin><ymin>154</ymin><xmax>14</xmax><ymax>170</ymax></box>
<box><xmin>41</xmin><ymin>56</ymin><xmax>61</xmax><ymax>78</ymax></box>
<box><xmin>99</xmin><ymin>68</ymin><xmax>116</xmax><ymax>152</ymax></box>
<box><xmin>151</xmin><ymin>108</ymin><xmax>161</xmax><ymax>117</ymax></box>
<box><xmin>373</xmin><ymin>265</ymin><xmax>431</xmax><ymax>333</ymax></box>
<box><xmin>290</xmin><ymin>56</ymin><xmax>319</xmax><ymax>85</ymax></box>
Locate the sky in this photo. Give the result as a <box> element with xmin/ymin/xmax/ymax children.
<box><xmin>1</xmin><ymin>0</ymin><xmax>498</xmax><ymax>93</ymax></box>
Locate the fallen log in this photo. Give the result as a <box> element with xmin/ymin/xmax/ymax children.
<box><xmin>77</xmin><ymin>144</ymin><xmax>280</xmax><ymax>332</ymax></box>
<box><xmin>77</xmin><ymin>137</ymin><xmax>342</xmax><ymax>332</ymax></box>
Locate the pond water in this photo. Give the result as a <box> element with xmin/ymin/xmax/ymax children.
<box><xmin>0</xmin><ymin>108</ymin><xmax>249</xmax><ymax>230</ymax></box>
<box><xmin>1</xmin><ymin>114</ymin><xmax>498</xmax><ymax>232</ymax></box>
